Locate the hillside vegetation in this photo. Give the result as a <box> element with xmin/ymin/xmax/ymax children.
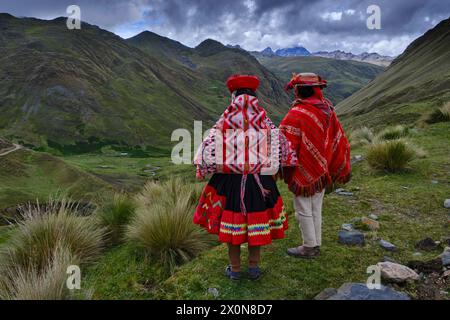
<box><xmin>336</xmin><ymin>17</ymin><xmax>450</xmax><ymax>129</ymax></box>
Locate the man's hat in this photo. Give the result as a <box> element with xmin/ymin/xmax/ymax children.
<box><xmin>226</xmin><ymin>74</ymin><xmax>260</xmax><ymax>93</ymax></box>
<box><xmin>284</xmin><ymin>73</ymin><xmax>327</xmax><ymax>91</ymax></box>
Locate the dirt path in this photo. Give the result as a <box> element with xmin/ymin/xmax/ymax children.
<box><xmin>0</xmin><ymin>144</ymin><xmax>22</xmax><ymax>157</ymax></box>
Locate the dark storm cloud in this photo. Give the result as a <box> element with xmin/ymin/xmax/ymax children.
<box><xmin>1</xmin><ymin>0</ymin><xmax>449</xmax><ymax>55</ymax></box>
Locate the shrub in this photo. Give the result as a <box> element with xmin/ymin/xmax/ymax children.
<box><xmin>0</xmin><ymin>198</ymin><xmax>106</xmax><ymax>273</ymax></box>
<box><xmin>366</xmin><ymin>139</ymin><xmax>417</xmax><ymax>172</ymax></box>
<box><xmin>0</xmin><ymin>244</ymin><xmax>91</xmax><ymax>300</ymax></box>
<box><xmin>135</xmin><ymin>178</ymin><xmax>204</xmax><ymax>208</ymax></box>
<box><xmin>349</xmin><ymin>127</ymin><xmax>375</xmax><ymax>148</ymax></box>
<box><xmin>128</xmin><ymin>179</ymin><xmax>212</xmax><ymax>272</ymax></box>
<box><xmin>376</xmin><ymin>125</ymin><xmax>409</xmax><ymax>141</ymax></box>
<box><xmin>96</xmin><ymin>193</ymin><xmax>136</xmax><ymax>244</ymax></box>
<box><xmin>423</xmin><ymin>102</ymin><xmax>450</xmax><ymax>124</ymax></box>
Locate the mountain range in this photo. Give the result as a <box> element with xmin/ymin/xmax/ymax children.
<box><xmin>257</xmin><ymin>55</ymin><xmax>384</xmax><ymax>103</ymax></box>
<box><xmin>312</xmin><ymin>51</ymin><xmax>394</xmax><ymax>67</ymax></box>
<box><xmin>0</xmin><ymin>13</ymin><xmax>386</xmax><ymax>153</ymax></box>
<box><xmin>337</xmin><ymin>17</ymin><xmax>450</xmax><ymax>128</ymax></box>
<box><xmin>251</xmin><ymin>46</ymin><xmax>393</xmax><ymax>66</ymax></box>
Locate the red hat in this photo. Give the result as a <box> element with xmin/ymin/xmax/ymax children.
<box><xmin>284</xmin><ymin>73</ymin><xmax>327</xmax><ymax>91</ymax></box>
<box><xmin>226</xmin><ymin>74</ymin><xmax>260</xmax><ymax>93</ymax></box>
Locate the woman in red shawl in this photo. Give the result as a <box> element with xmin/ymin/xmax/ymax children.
<box><xmin>280</xmin><ymin>73</ymin><xmax>351</xmax><ymax>258</ymax></box>
<box><xmin>193</xmin><ymin>74</ymin><xmax>297</xmax><ymax>280</ymax></box>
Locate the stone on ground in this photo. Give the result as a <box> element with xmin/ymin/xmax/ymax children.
<box><xmin>415</xmin><ymin>237</ymin><xmax>441</xmax><ymax>251</ymax></box>
<box><xmin>408</xmin><ymin>258</ymin><xmax>443</xmax><ymax>274</ymax></box>
<box><xmin>341</xmin><ymin>223</ymin><xmax>353</xmax><ymax>231</ymax></box>
<box><xmin>377</xmin><ymin>261</ymin><xmax>420</xmax><ymax>283</ymax></box>
<box><xmin>326</xmin><ymin>283</ymin><xmax>410</xmax><ymax>300</ymax></box>
<box><xmin>440</xmin><ymin>247</ymin><xmax>450</xmax><ymax>266</ymax></box>
<box><xmin>360</xmin><ymin>217</ymin><xmax>380</xmax><ymax>231</ymax></box>
<box><xmin>444</xmin><ymin>199</ymin><xmax>450</xmax><ymax>209</ymax></box>
<box><xmin>338</xmin><ymin>230</ymin><xmax>365</xmax><ymax>246</ymax></box>
<box><xmin>379</xmin><ymin>239</ymin><xmax>397</xmax><ymax>251</ymax></box>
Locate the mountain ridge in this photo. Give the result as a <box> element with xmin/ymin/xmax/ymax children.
<box><xmin>336</xmin><ymin>17</ymin><xmax>450</xmax><ymax>128</ymax></box>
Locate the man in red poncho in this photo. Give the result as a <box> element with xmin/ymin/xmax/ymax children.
<box><xmin>279</xmin><ymin>73</ymin><xmax>351</xmax><ymax>258</ymax></box>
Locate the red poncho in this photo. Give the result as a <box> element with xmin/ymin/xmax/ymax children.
<box><xmin>280</xmin><ymin>89</ymin><xmax>351</xmax><ymax>196</ymax></box>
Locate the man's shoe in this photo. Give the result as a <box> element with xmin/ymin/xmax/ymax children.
<box><xmin>287</xmin><ymin>246</ymin><xmax>319</xmax><ymax>259</ymax></box>
<box><xmin>314</xmin><ymin>246</ymin><xmax>321</xmax><ymax>255</ymax></box>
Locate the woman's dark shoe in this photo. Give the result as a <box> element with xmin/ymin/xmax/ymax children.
<box><xmin>225</xmin><ymin>266</ymin><xmax>241</xmax><ymax>281</ymax></box>
<box><xmin>248</xmin><ymin>266</ymin><xmax>262</xmax><ymax>280</ymax></box>
<box><xmin>287</xmin><ymin>246</ymin><xmax>319</xmax><ymax>259</ymax></box>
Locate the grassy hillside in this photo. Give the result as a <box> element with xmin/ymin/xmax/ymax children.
<box><xmin>257</xmin><ymin>55</ymin><xmax>384</xmax><ymax>104</ymax></box>
<box><xmin>336</xmin><ymin>17</ymin><xmax>450</xmax><ymax>129</ymax></box>
<box><xmin>127</xmin><ymin>32</ymin><xmax>291</xmax><ymax>122</ymax></box>
<box><xmin>0</xmin><ymin>14</ymin><xmax>291</xmax><ymax>152</ymax></box>
<box><xmin>0</xmin><ymin>146</ymin><xmax>112</xmax><ymax>210</ymax></box>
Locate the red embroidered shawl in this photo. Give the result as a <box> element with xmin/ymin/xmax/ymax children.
<box><xmin>280</xmin><ymin>93</ymin><xmax>351</xmax><ymax>196</ymax></box>
<box><xmin>194</xmin><ymin>94</ymin><xmax>298</xmax><ymax>179</ymax></box>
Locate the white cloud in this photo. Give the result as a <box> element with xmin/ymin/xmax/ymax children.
<box><xmin>320</xmin><ymin>11</ymin><xmax>343</xmax><ymax>22</ymax></box>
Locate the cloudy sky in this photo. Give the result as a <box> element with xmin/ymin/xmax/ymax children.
<box><xmin>1</xmin><ymin>0</ymin><xmax>449</xmax><ymax>56</ymax></box>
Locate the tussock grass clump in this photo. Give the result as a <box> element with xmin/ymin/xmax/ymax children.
<box><xmin>0</xmin><ymin>198</ymin><xmax>106</xmax><ymax>273</ymax></box>
<box><xmin>423</xmin><ymin>102</ymin><xmax>450</xmax><ymax>124</ymax></box>
<box><xmin>96</xmin><ymin>193</ymin><xmax>136</xmax><ymax>244</ymax></box>
<box><xmin>349</xmin><ymin>127</ymin><xmax>374</xmax><ymax>148</ymax></box>
<box><xmin>376</xmin><ymin>125</ymin><xmax>409</xmax><ymax>141</ymax></box>
<box><xmin>0</xmin><ymin>244</ymin><xmax>90</xmax><ymax>300</ymax></box>
<box><xmin>0</xmin><ymin>198</ymin><xmax>102</xmax><ymax>300</ymax></box>
<box><xmin>366</xmin><ymin>139</ymin><xmax>417</xmax><ymax>172</ymax></box>
<box><xmin>128</xmin><ymin>179</ymin><xmax>212</xmax><ymax>272</ymax></box>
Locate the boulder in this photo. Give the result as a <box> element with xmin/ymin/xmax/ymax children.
<box><xmin>338</xmin><ymin>230</ymin><xmax>365</xmax><ymax>246</ymax></box>
<box><xmin>369</xmin><ymin>214</ymin><xmax>379</xmax><ymax>220</ymax></box>
<box><xmin>326</xmin><ymin>283</ymin><xmax>410</xmax><ymax>300</ymax></box>
<box><xmin>377</xmin><ymin>262</ymin><xmax>419</xmax><ymax>283</ymax></box>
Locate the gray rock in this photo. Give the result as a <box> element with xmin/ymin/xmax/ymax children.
<box><xmin>341</xmin><ymin>223</ymin><xmax>353</xmax><ymax>231</ymax></box>
<box><xmin>441</xmin><ymin>247</ymin><xmax>450</xmax><ymax>266</ymax></box>
<box><xmin>369</xmin><ymin>214</ymin><xmax>379</xmax><ymax>220</ymax></box>
<box><xmin>380</xmin><ymin>240</ymin><xmax>397</xmax><ymax>251</ymax></box>
<box><xmin>314</xmin><ymin>288</ymin><xmax>338</xmax><ymax>300</ymax></box>
<box><xmin>335</xmin><ymin>188</ymin><xmax>354</xmax><ymax>196</ymax></box>
<box><xmin>338</xmin><ymin>230</ymin><xmax>365</xmax><ymax>246</ymax></box>
<box><xmin>444</xmin><ymin>199</ymin><xmax>450</xmax><ymax>209</ymax></box>
<box><xmin>326</xmin><ymin>283</ymin><xmax>410</xmax><ymax>300</ymax></box>
<box><xmin>412</xmin><ymin>252</ymin><xmax>422</xmax><ymax>257</ymax></box>
<box><xmin>377</xmin><ymin>262</ymin><xmax>419</xmax><ymax>283</ymax></box>
<box><xmin>207</xmin><ymin>287</ymin><xmax>219</xmax><ymax>298</ymax></box>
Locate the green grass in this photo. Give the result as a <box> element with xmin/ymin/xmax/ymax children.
<box><xmin>62</xmin><ymin>154</ymin><xmax>195</xmax><ymax>191</ymax></box>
